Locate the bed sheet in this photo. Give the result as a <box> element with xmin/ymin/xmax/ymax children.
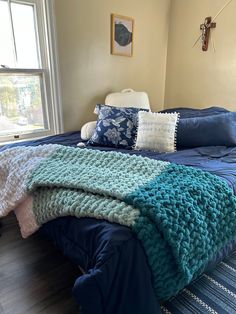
<box><xmin>2</xmin><ymin>131</ymin><xmax>236</xmax><ymax>314</ymax></box>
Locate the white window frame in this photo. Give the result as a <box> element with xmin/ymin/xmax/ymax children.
<box><xmin>0</xmin><ymin>0</ymin><xmax>63</xmax><ymax>143</ymax></box>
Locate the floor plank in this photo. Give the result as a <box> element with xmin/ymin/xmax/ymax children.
<box><xmin>0</xmin><ymin>214</ymin><xmax>80</xmax><ymax>314</ymax></box>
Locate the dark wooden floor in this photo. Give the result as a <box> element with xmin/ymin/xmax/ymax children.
<box><xmin>0</xmin><ymin>214</ymin><xmax>80</xmax><ymax>314</ymax></box>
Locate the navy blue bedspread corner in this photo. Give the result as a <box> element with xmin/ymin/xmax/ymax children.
<box><xmin>39</xmin><ymin>217</ymin><xmax>160</xmax><ymax>314</ymax></box>
<box><xmin>3</xmin><ymin>130</ymin><xmax>236</xmax><ymax>314</ymax></box>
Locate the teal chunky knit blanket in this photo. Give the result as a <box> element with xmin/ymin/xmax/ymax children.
<box><xmin>3</xmin><ymin>145</ymin><xmax>236</xmax><ymax>300</ymax></box>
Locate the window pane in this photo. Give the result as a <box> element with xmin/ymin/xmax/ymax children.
<box><xmin>11</xmin><ymin>2</ymin><xmax>39</xmax><ymax>68</ymax></box>
<box><xmin>0</xmin><ymin>74</ymin><xmax>47</xmax><ymax>136</ymax></box>
<box><xmin>0</xmin><ymin>0</ymin><xmax>15</xmax><ymax>67</ymax></box>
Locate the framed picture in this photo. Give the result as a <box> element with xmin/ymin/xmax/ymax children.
<box><xmin>111</xmin><ymin>14</ymin><xmax>134</xmax><ymax>57</ymax></box>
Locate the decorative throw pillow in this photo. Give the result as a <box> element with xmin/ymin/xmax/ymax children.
<box><xmin>88</xmin><ymin>105</ymin><xmax>147</xmax><ymax>149</ymax></box>
<box><xmin>134</xmin><ymin>111</ymin><xmax>179</xmax><ymax>153</ymax></box>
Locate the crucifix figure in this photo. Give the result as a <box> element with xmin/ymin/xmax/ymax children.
<box><xmin>200</xmin><ymin>17</ymin><xmax>216</xmax><ymax>51</ymax></box>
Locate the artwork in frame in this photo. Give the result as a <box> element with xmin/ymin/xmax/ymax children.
<box><xmin>111</xmin><ymin>14</ymin><xmax>134</xmax><ymax>57</ymax></box>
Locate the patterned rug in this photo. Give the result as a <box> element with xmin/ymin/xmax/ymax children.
<box><xmin>162</xmin><ymin>251</ymin><xmax>236</xmax><ymax>314</ymax></box>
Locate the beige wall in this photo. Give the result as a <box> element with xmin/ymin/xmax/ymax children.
<box><xmin>165</xmin><ymin>0</ymin><xmax>236</xmax><ymax>111</ymax></box>
<box><xmin>54</xmin><ymin>0</ymin><xmax>171</xmax><ymax>131</ymax></box>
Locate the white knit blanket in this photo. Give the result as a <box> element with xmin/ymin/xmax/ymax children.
<box><xmin>0</xmin><ymin>145</ymin><xmax>59</xmax><ymax>237</ymax></box>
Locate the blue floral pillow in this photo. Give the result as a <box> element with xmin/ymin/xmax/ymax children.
<box><xmin>88</xmin><ymin>104</ymin><xmax>147</xmax><ymax>149</ymax></box>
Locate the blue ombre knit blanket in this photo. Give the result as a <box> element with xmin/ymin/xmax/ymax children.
<box><xmin>4</xmin><ymin>145</ymin><xmax>236</xmax><ymax>300</ymax></box>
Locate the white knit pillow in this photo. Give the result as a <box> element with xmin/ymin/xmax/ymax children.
<box><xmin>134</xmin><ymin>111</ymin><xmax>179</xmax><ymax>153</ymax></box>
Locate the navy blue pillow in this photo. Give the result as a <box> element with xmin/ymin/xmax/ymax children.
<box><xmin>88</xmin><ymin>105</ymin><xmax>147</xmax><ymax>149</ymax></box>
<box><xmin>160</xmin><ymin>106</ymin><xmax>229</xmax><ymax>118</ymax></box>
<box><xmin>177</xmin><ymin>112</ymin><xmax>236</xmax><ymax>148</ymax></box>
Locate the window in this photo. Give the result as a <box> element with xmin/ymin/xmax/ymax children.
<box><xmin>0</xmin><ymin>0</ymin><xmax>62</xmax><ymax>143</ymax></box>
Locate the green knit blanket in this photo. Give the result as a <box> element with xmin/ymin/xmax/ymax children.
<box><xmin>27</xmin><ymin>146</ymin><xmax>236</xmax><ymax>300</ymax></box>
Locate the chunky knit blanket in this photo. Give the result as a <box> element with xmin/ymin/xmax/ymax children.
<box><xmin>1</xmin><ymin>145</ymin><xmax>236</xmax><ymax>300</ymax></box>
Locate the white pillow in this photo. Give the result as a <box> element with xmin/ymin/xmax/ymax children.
<box><xmin>134</xmin><ymin>111</ymin><xmax>179</xmax><ymax>153</ymax></box>
<box><xmin>94</xmin><ymin>89</ymin><xmax>151</xmax><ymax>114</ymax></box>
<box><xmin>105</xmin><ymin>89</ymin><xmax>150</xmax><ymax>110</ymax></box>
<box><xmin>81</xmin><ymin>121</ymin><xmax>97</xmax><ymax>140</ymax></box>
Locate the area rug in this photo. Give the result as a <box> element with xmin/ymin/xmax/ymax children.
<box><xmin>162</xmin><ymin>251</ymin><xmax>236</xmax><ymax>314</ymax></box>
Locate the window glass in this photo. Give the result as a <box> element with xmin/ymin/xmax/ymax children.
<box><xmin>0</xmin><ymin>0</ymin><xmax>15</xmax><ymax>67</ymax></box>
<box><xmin>11</xmin><ymin>2</ymin><xmax>39</xmax><ymax>68</ymax></box>
<box><xmin>0</xmin><ymin>74</ymin><xmax>46</xmax><ymax>137</ymax></box>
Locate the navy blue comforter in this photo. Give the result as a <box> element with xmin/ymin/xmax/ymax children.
<box><xmin>2</xmin><ymin>130</ymin><xmax>236</xmax><ymax>314</ymax></box>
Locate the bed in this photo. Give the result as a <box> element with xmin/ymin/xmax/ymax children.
<box><xmin>1</xmin><ymin>92</ymin><xmax>236</xmax><ymax>314</ymax></box>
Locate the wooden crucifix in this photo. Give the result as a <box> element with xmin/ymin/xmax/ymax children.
<box><xmin>200</xmin><ymin>17</ymin><xmax>216</xmax><ymax>51</ymax></box>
